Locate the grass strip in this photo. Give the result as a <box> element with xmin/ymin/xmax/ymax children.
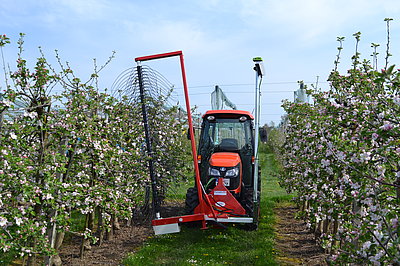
<box><xmin>124</xmin><ymin>150</ymin><xmax>292</xmax><ymax>265</ymax></box>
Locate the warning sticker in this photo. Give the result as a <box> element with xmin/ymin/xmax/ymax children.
<box><xmin>214</xmin><ymin>191</ymin><xmax>227</xmax><ymax>196</ymax></box>
<box><xmin>223</xmin><ymin>178</ymin><xmax>230</xmax><ymax>186</ymax></box>
<box><xmin>216</xmin><ymin>201</ymin><xmax>226</xmax><ymax>207</ymax></box>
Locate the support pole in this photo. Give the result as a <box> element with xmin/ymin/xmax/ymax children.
<box><xmin>252</xmin><ymin>57</ymin><xmax>264</xmax><ymax>204</ymax></box>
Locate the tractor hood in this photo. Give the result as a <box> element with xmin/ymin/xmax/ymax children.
<box><xmin>209</xmin><ymin>152</ymin><xmax>241</xmax><ymax>167</ymax></box>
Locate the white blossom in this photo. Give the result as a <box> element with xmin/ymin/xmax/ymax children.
<box><xmin>44</xmin><ymin>193</ymin><xmax>53</xmax><ymax>200</ymax></box>
<box><xmin>10</xmin><ymin>132</ymin><xmax>17</xmax><ymax>140</ymax></box>
<box><xmin>359</xmin><ymin>151</ymin><xmax>371</xmax><ymax>162</ymax></box>
<box><xmin>15</xmin><ymin>217</ymin><xmax>23</xmax><ymax>226</ymax></box>
<box><xmin>0</xmin><ymin>216</ymin><xmax>7</xmax><ymax>227</ymax></box>
<box><xmin>23</xmin><ymin>111</ymin><xmax>37</xmax><ymax>119</ymax></box>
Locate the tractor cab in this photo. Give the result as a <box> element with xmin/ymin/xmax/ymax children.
<box><xmin>180</xmin><ymin>109</ymin><xmax>261</xmax><ymax>223</ymax></box>
<box><xmin>197</xmin><ymin>110</ymin><xmax>255</xmax><ymax>197</ymax></box>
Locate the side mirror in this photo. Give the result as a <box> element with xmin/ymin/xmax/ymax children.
<box><xmin>259</xmin><ymin>127</ymin><xmax>268</xmax><ymax>143</ymax></box>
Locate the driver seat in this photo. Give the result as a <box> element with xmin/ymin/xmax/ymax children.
<box><xmin>220</xmin><ymin>138</ymin><xmax>239</xmax><ymax>151</ymax></box>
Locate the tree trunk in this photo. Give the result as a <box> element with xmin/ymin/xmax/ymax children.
<box><xmin>351</xmin><ymin>200</ymin><xmax>361</xmax><ymax>249</ymax></box>
<box><xmin>331</xmin><ymin>220</ymin><xmax>340</xmax><ymax>254</ymax></box>
<box><xmin>97</xmin><ymin>207</ymin><xmax>104</xmax><ymax>246</ymax></box>
<box><xmin>106</xmin><ymin>214</ymin><xmax>115</xmax><ymax>240</ymax></box>
<box><xmin>79</xmin><ymin>214</ymin><xmax>91</xmax><ymax>259</ymax></box>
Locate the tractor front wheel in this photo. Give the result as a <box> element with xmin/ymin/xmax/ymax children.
<box><xmin>185</xmin><ymin>187</ymin><xmax>199</xmax><ymax>214</ymax></box>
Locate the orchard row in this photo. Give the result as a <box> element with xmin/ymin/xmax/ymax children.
<box><xmin>0</xmin><ymin>34</ymin><xmax>190</xmax><ymax>264</ymax></box>
<box><xmin>278</xmin><ymin>31</ymin><xmax>399</xmax><ymax>264</ymax></box>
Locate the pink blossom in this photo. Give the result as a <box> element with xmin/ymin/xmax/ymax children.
<box><xmin>321</xmin><ymin>159</ymin><xmax>330</xmax><ymax>167</ymax></box>
<box><xmin>394</xmin><ymin>95</ymin><xmax>400</xmax><ymax>106</ymax></box>
<box><xmin>380</xmin><ymin>121</ymin><xmax>393</xmax><ymax>131</ymax></box>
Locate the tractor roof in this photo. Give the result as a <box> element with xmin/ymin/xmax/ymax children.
<box><xmin>203</xmin><ymin>110</ymin><xmax>254</xmax><ymax>120</ymax></box>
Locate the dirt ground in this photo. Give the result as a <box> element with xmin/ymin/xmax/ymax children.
<box><xmin>274</xmin><ymin>204</ymin><xmax>328</xmax><ymax>265</ymax></box>
<box><xmin>59</xmin><ymin>203</ymin><xmax>328</xmax><ymax>265</ymax></box>
<box><xmin>58</xmin><ymin>202</ymin><xmax>184</xmax><ymax>266</ymax></box>
<box><xmin>59</xmin><ymin>223</ymin><xmax>152</xmax><ymax>266</ymax></box>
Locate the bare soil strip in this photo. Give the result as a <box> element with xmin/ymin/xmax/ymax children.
<box><xmin>59</xmin><ymin>224</ymin><xmax>152</xmax><ymax>266</ymax></box>
<box><xmin>59</xmin><ymin>203</ymin><xmax>328</xmax><ymax>265</ymax></box>
<box><xmin>274</xmin><ymin>204</ymin><xmax>328</xmax><ymax>265</ymax></box>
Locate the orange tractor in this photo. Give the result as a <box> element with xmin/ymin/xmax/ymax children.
<box><xmin>134</xmin><ymin>52</ymin><xmax>264</xmax><ymax>234</ymax></box>
<box><xmin>184</xmin><ymin>109</ymin><xmax>261</xmax><ymax>230</ymax></box>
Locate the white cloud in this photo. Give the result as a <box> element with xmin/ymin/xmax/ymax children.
<box><xmin>381</xmin><ymin>0</ymin><xmax>400</xmax><ymax>13</ymax></box>
<box><xmin>197</xmin><ymin>0</ymin><xmax>398</xmax><ymax>45</ymax></box>
<box><xmin>140</xmin><ymin>21</ymin><xmax>206</xmax><ymax>53</ymax></box>
<box><xmin>0</xmin><ymin>0</ymin><xmax>114</xmax><ymax>28</ymax></box>
<box><xmin>128</xmin><ymin>19</ymin><xmax>230</xmax><ymax>59</ymax></box>
<box><xmin>55</xmin><ymin>0</ymin><xmax>111</xmax><ymax>17</ymax></box>
<box><xmin>40</xmin><ymin>0</ymin><xmax>114</xmax><ymax>26</ymax></box>
<box><xmin>238</xmin><ymin>0</ymin><xmax>376</xmax><ymax>39</ymax></box>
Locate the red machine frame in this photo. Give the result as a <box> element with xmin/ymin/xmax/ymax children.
<box><xmin>135</xmin><ymin>51</ymin><xmax>253</xmax><ymax>234</ymax></box>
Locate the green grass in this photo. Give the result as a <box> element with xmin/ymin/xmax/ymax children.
<box><xmin>123</xmin><ymin>146</ymin><xmax>293</xmax><ymax>265</ymax></box>
<box><xmin>124</xmin><ymin>220</ymin><xmax>277</xmax><ymax>265</ymax></box>
<box><xmin>165</xmin><ymin>180</ymin><xmax>193</xmax><ymax>201</ymax></box>
<box><xmin>0</xmin><ymin>250</ymin><xmax>18</xmax><ymax>265</ymax></box>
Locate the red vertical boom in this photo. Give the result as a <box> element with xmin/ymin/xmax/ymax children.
<box><xmin>135</xmin><ymin>51</ymin><xmax>215</xmax><ymax>234</ymax></box>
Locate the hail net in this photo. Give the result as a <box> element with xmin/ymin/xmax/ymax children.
<box><xmin>111</xmin><ymin>66</ymin><xmax>189</xmax><ymax>223</ymax></box>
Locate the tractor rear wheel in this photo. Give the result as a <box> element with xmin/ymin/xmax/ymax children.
<box><xmin>239</xmin><ymin>187</ymin><xmax>254</xmax><ymax>215</ymax></box>
<box><xmin>185</xmin><ymin>187</ymin><xmax>199</xmax><ymax>214</ymax></box>
<box><xmin>239</xmin><ymin>187</ymin><xmax>260</xmax><ymax>230</ymax></box>
<box><xmin>244</xmin><ymin>198</ymin><xmax>260</xmax><ymax>231</ymax></box>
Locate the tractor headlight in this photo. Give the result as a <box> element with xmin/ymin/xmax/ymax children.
<box><xmin>209</xmin><ymin>167</ymin><xmax>220</xmax><ymax>176</ymax></box>
<box><xmin>225</xmin><ymin>166</ymin><xmax>239</xmax><ymax>177</ymax></box>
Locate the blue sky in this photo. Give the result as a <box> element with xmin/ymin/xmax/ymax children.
<box><xmin>1</xmin><ymin>0</ymin><xmax>400</xmax><ymax>125</ymax></box>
